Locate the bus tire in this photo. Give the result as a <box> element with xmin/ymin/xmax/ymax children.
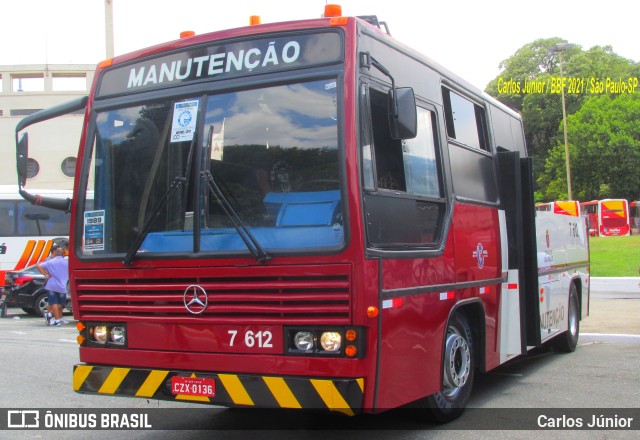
<box><xmin>555</xmin><ymin>284</ymin><xmax>579</xmax><ymax>353</ymax></box>
<box><xmin>424</xmin><ymin>312</ymin><xmax>474</xmax><ymax>423</ymax></box>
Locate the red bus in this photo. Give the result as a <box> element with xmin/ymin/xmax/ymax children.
<box><xmin>580</xmin><ymin>199</ymin><xmax>630</xmax><ymax>237</ymax></box>
<box><xmin>14</xmin><ymin>5</ymin><xmax>589</xmax><ymax>422</ymax></box>
<box><xmin>535</xmin><ymin>200</ymin><xmax>580</xmax><ymax>217</ymax></box>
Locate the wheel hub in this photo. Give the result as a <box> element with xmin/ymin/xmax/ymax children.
<box><xmin>443</xmin><ymin>331</ymin><xmax>471</xmax><ymax>393</ymax></box>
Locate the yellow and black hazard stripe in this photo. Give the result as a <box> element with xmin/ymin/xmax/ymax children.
<box><xmin>73</xmin><ymin>364</ymin><xmax>364</xmax><ymax>416</ymax></box>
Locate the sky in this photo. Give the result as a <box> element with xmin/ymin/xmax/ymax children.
<box><xmin>2</xmin><ymin>0</ymin><xmax>638</xmax><ymax>91</ymax></box>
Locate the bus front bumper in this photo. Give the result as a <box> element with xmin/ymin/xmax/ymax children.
<box><xmin>73</xmin><ymin>364</ymin><xmax>364</xmax><ymax>415</ymax></box>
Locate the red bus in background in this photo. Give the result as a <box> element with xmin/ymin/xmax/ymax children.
<box><xmin>14</xmin><ymin>4</ymin><xmax>590</xmax><ymax>423</ymax></box>
<box><xmin>580</xmin><ymin>199</ymin><xmax>630</xmax><ymax>237</ymax></box>
<box><xmin>535</xmin><ymin>200</ymin><xmax>579</xmax><ymax>217</ymax></box>
<box><xmin>630</xmin><ymin>201</ymin><xmax>640</xmax><ymax>235</ymax></box>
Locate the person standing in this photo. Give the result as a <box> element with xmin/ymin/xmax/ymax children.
<box><xmin>37</xmin><ymin>243</ymin><xmax>69</xmax><ymax>326</ymax></box>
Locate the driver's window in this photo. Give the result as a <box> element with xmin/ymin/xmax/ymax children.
<box><xmin>401</xmin><ymin>107</ymin><xmax>442</xmax><ymax>198</ymax></box>
<box><xmin>368</xmin><ymin>89</ymin><xmax>441</xmax><ymax>198</ymax></box>
<box><xmin>369</xmin><ymin>89</ymin><xmax>405</xmax><ymax>192</ymax></box>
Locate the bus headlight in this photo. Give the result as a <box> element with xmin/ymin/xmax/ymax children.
<box><xmin>320</xmin><ymin>332</ymin><xmax>341</xmax><ymax>352</ymax></box>
<box><xmin>84</xmin><ymin>322</ymin><xmax>127</xmax><ymax>348</ymax></box>
<box><xmin>286</xmin><ymin>327</ymin><xmax>364</xmax><ymax>357</ymax></box>
<box><xmin>110</xmin><ymin>326</ymin><xmax>126</xmax><ymax>345</ymax></box>
<box><xmin>93</xmin><ymin>326</ymin><xmax>108</xmax><ymax>344</ymax></box>
<box><xmin>293</xmin><ymin>331</ymin><xmax>315</xmax><ymax>351</ymax></box>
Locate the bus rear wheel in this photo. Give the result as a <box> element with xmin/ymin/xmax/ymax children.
<box><xmin>554</xmin><ymin>284</ymin><xmax>579</xmax><ymax>353</ymax></box>
<box><xmin>424</xmin><ymin>312</ymin><xmax>475</xmax><ymax>423</ymax></box>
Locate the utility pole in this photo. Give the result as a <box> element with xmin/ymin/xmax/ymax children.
<box><xmin>547</xmin><ymin>42</ymin><xmax>575</xmax><ymax>200</ymax></box>
<box><xmin>105</xmin><ymin>0</ymin><xmax>114</xmax><ymax>58</ymax></box>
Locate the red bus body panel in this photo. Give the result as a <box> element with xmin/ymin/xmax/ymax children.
<box><xmin>375</xmin><ymin>203</ymin><xmax>502</xmax><ymax>409</ymax></box>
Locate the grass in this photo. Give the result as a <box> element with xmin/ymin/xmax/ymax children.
<box><xmin>588</xmin><ymin>235</ymin><xmax>640</xmax><ymax>277</ymax></box>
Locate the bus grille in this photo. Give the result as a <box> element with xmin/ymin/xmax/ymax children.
<box><xmin>73</xmin><ymin>264</ymin><xmax>352</xmax><ymax>324</ymax></box>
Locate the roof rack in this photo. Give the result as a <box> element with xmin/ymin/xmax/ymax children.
<box><xmin>356</xmin><ymin>15</ymin><xmax>391</xmax><ymax>35</ymax></box>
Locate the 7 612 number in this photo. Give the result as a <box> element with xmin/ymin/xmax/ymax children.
<box><xmin>228</xmin><ymin>330</ymin><xmax>273</xmax><ymax>348</ymax></box>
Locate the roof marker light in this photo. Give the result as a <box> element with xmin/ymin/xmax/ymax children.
<box><xmin>250</xmin><ymin>15</ymin><xmax>261</xmax><ymax>25</ymax></box>
<box><xmin>330</xmin><ymin>17</ymin><xmax>349</xmax><ymax>26</ymax></box>
<box><xmin>98</xmin><ymin>58</ymin><xmax>113</xmax><ymax>69</ymax></box>
<box><xmin>180</xmin><ymin>31</ymin><xmax>195</xmax><ymax>39</ymax></box>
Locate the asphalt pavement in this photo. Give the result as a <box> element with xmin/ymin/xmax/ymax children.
<box><xmin>0</xmin><ymin>282</ymin><xmax>638</xmax><ymax>438</ymax></box>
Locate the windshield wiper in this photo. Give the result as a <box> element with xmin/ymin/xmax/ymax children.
<box><xmin>123</xmin><ymin>176</ymin><xmax>186</xmax><ymax>266</ymax></box>
<box><xmin>202</xmin><ymin>170</ymin><xmax>271</xmax><ymax>263</ymax></box>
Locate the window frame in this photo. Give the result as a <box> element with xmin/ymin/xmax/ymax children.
<box><xmin>360</xmin><ymin>83</ymin><xmax>448</xmax><ymax>253</ymax></box>
<box><xmin>79</xmin><ymin>73</ymin><xmax>348</xmax><ymax>259</ymax></box>
<box><xmin>442</xmin><ymin>86</ymin><xmax>491</xmax><ymax>154</ymax></box>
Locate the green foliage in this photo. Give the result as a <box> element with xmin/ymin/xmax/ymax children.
<box><xmin>538</xmin><ymin>94</ymin><xmax>640</xmax><ymax>201</ymax></box>
<box><xmin>485</xmin><ymin>40</ymin><xmax>640</xmax><ymax>201</ymax></box>
<box><xmin>589</xmin><ymin>235</ymin><xmax>640</xmax><ymax>277</ymax></box>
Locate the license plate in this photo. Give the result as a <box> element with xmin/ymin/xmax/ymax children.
<box><xmin>171</xmin><ymin>376</ymin><xmax>216</xmax><ymax>397</ymax></box>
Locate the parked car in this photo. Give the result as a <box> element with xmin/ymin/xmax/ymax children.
<box><xmin>2</xmin><ymin>264</ymin><xmax>71</xmax><ymax>317</ymax></box>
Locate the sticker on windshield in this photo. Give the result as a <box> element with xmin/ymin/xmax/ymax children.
<box><xmin>171</xmin><ymin>100</ymin><xmax>199</xmax><ymax>143</ymax></box>
<box><xmin>84</xmin><ymin>210</ymin><xmax>105</xmax><ymax>251</ymax></box>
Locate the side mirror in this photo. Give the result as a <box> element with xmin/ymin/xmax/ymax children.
<box><xmin>389</xmin><ymin>87</ymin><xmax>417</xmax><ymax>140</ymax></box>
<box><xmin>17</xmin><ymin>132</ymin><xmax>28</xmax><ymax>187</ymax></box>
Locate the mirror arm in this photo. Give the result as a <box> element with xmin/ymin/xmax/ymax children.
<box><xmin>18</xmin><ymin>187</ymin><xmax>72</xmax><ymax>213</ymax></box>
<box><xmin>14</xmin><ymin>96</ymin><xmax>87</xmax><ymax>212</ymax></box>
<box><xmin>361</xmin><ymin>52</ymin><xmax>398</xmax><ymax>117</ymax></box>
<box><xmin>15</xmin><ymin>96</ymin><xmax>88</xmax><ymax>133</ymax></box>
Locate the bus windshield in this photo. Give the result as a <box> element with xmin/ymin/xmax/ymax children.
<box><xmin>80</xmin><ymin>78</ymin><xmax>342</xmax><ymax>258</ymax></box>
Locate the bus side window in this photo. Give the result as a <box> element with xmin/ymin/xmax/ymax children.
<box><xmin>442</xmin><ymin>87</ymin><xmax>489</xmax><ymax>152</ymax></box>
<box><xmin>0</xmin><ymin>201</ymin><xmax>15</xmax><ymax>235</ymax></box>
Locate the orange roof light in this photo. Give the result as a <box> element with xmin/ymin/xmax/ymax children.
<box><xmin>180</xmin><ymin>31</ymin><xmax>196</xmax><ymax>39</ymax></box>
<box><xmin>250</xmin><ymin>15</ymin><xmax>261</xmax><ymax>25</ymax></box>
<box><xmin>330</xmin><ymin>17</ymin><xmax>349</xmax><ymax>26</ymax></box>
<box><xmin>324</xmin><ymin>4</ymin><xmax>342</xmax><ymax>17</ymax></box>
<box><xmin>98</xmin><ymin>58</ymin><xmax>113</xmax><ymax>69</ymax></box>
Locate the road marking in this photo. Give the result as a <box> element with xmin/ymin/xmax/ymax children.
<box><xmin>58</xmin><ymin>339</ymin><xmax>77</xmax><ymax>343</ymax></box>
<box><xmin>578</xmin><ymin>341</ymin><xmax>599</xmax><ymax>346</ymax></box>
<box><xmin>582</xmin><ymin>333</ymin><xmax>640</xmax><ymax>338</ymax></box>
<box><xmin>490</xmin><ymin>373</ymin><xmax>524</xmax><ymax>377</ymax></box>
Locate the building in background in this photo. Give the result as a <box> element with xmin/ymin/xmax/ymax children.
<box><xmin>0</xmin><ymin>64</ymin><xmax>95</xmax><ymax>190</ymax></box>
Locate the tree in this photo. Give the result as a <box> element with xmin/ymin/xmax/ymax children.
<box><xmin>485</xmin><ymin>40</ymin><xmax>639</xmax><ymax>197</ymax></box>
<box><xmin>538</xmin><ymin>94</ymin><xmax>640</xmax><ymax>202</ymax></box>
<box><xmin>485</xmin><ymin>38</ymin><xmax>580</xmax><ymax>178</ymax></box>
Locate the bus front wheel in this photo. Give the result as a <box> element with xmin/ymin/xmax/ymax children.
<box><xmin>424</xmin><ymin>312</ymin><xmax>475</xmax><ymax>423</ymax></box>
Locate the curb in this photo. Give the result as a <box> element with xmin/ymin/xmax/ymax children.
<box><xmin>590</xmin><ymin>277</ymin><xmax>640</xmax><ymax>294</ymax></box>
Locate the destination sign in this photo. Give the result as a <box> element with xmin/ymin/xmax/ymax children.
<box><xmin>97</xmin><ymin>32</ymin><xmax>343</xmax><ymax>97</ymax></box>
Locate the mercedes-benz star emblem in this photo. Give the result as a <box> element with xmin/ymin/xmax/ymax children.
<box><xmin>183</xmin><ymin>285</ymin><xmax>208</xmax><ymax>315</ymax></box>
